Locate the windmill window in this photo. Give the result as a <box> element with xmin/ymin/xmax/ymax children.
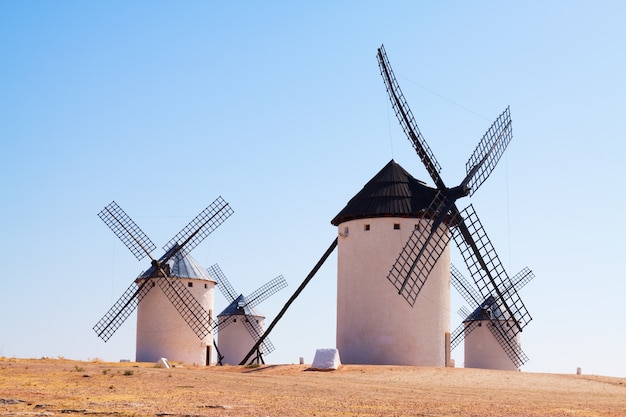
<box><xmin>204</xmin><ymin>283</ymin><xmax>207</xmax><ymax>289</ymax></box>
<box><xmin>415</xmin><ymin>223</ymin><xmax>421</xmax><ymax>231</ymax></box>
<box><xmin>393</xmin><ymin>223</ymin><xmax>400</xmax><ymax>230</ymax></box>
<box><xmin>364</xmin><ymin>224</ymin><xmax>370</xmax><ymax>231</ymax></box>
<box><xmin>151</xmin><ymin>282</ymin><xmax>156</xmax><ymax>287</ymax></box>
<box><xmin>188</xmin><ymin>282</ymin><xmax>193</xmax><ymax>288</ymax></box>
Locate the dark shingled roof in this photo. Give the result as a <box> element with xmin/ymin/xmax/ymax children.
<box><xmin>218</xmin><ymin>294</ymin><xmax>258</xmax><ymax>317</ymax></box>
<box><xmin>463</xmin><ymin>295</ymin><xmax>505</xmax><ymax>322</ymax></box>
<box><xmin>331</xmin><ymin>159</ymin><xmax>438</xmax><ymax>226</ymax></box>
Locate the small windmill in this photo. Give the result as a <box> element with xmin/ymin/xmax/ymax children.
<box><xmin>450</xmin><ymin>264</ymin><xmax>534</xmax><ymax>369</ymax></box>
<box><xmin>377</xmin><ymin>45</ymin><xmax>532</xmax><ymax>353</ymax></box>
<box><xmin>93</xmin><ymin>197</ymin><xmax>233</xmax><ymax>365</ymax></box>
<box><xmin>208</xmin><ymin>264</ymin><xmax>287</xmax><ymax>365</ymax></box>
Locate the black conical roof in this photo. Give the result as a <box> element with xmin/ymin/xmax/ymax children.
<box><xmin>331</xmin><ymin>160</ymin><xmax>438</xmax><ymax>226</ymax></box>
<box><xmin>463</xmin><ymin>296</ymin><xmax>505</xmax><ymax>322</ymax></box>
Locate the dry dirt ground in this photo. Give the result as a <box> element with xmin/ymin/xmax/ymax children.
<box><xmin>1</xmin><ymin>358</ymin><xmax>625</xmax><ymax>417</ymax></box>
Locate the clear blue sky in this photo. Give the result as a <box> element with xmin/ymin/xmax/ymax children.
<box><xmin>2</xmin><ymin>1</ymin><xmax>625</xmax><ymax>377</ymax></box>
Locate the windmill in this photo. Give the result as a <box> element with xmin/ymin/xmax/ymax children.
<box><xmin>93</xmin><ymin>196</ymin><xmax>233</xmax><ymax>365</ymax></box>
<box><xmin>450</xmin><ymin>264</ymin><xmax>534</xmax><ymax>370</ymax></box>
<box><xmin>236</xmin><ymin>45</ymin><xmax>533</xmax><ymax>367</ymax></box>
<box><xmin>377</xmin><ymin>44</ymin><xmax>532</xmax><ymax>359</ymax></box>
<box><xmin>332</xmin><ymin>159</ymin><xmax>451</xmax><ymax>365</ymax></box>
<box><xmin>207</xmin><ymin>264</ymin><xmax>287</xmax><ymax>365</ymax></box>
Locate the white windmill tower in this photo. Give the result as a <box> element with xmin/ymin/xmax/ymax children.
<box><xmin>462</xmin><ymin>298</ymin><xmax>523</xmax><ymax>371</ymax></box>
<box><xmin>208</xmin><ymin>264</ymin><xmax>287</xmax><ymax>366</ymax></box>
<box><xmin>331</xmin><ymin>159</ymin><xmax>451</xmax><ymax>366</ymax></box>
<box><xmin>135</xmin><ymin>253</ymin><xmax>216</xmax><ymax>365</ymax></box>
<box><xmin>93</xmin><ymin>197</ymin><xmax>233</xmax><ymax>366</ymax></box>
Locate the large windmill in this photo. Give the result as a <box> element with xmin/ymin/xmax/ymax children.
<box><xmin>207</xmin><ymin>264</ymin><xmax>287</xmax><ymax>365</ymax></box>
<box><xmin>377</xmin><ymin>44</ymin><xmax>532</xmax><ymax>362</ymax></box>
<box><xmin>450</xmin><ymin>264</ymin><xmax>534</xmax><ymax>370</ymax></box>
<box><xmin>234</xmin><ymin>45</ymin><xmax>533</xmax><ymax>367</ymax></box>
<box><xmin>93</xmin><ymin>196</ymin><xmax>233</xmax><ymax>365</ymax></box>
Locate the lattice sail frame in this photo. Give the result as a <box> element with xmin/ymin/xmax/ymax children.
<box><xmin>163</xmin><ymin>196</ymin><xmax>234</xmax><ymax>258</ymax></box>
<box><xmin>93</xmin><ymin>279</ymin><xmax>154</xmax><ymax>342</ymax></box>
<box><xmin>207</xmin><ymin>264</ymin><xmax>238</xmax><ymax>303</ymax></box>
<box><xmin>452</xmin><ymin>205</ymin><xmax>532</xmax><ymax>330</ymax></box>
<box><xmin>377</xmin><ymin>44</ymin><xmax>442</xmax><ymax>183</ymax></box>
<box><xmin>387</xmin><ymin>192</ymin><xmax>459</xmax><ymax>306</ymax></box>
<box><xmin>98</xmin><ymin>201</ymin><xmax>157</xmax><ymax>261</ymax></box>
<box><xmin>156</xmin><ymin>277</ymin><xmax>215</xmax><ymax>339</ymax></box>
<box><xmin>463</xmin><ymin>107</ymin><xmax>512</xmax><ymax>196</ymax></box>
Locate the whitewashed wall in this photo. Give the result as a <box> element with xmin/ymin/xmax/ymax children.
<box><xmin>217</xmin><ymin>314</ymin><xmax>265</xmax><ymax>365</ymax></box>
<box><xmin>464</xmin><ymin>320</ymin><xmax>521</xmax><ymax>371</ymax></box>
<box><xmin>336</xmin><ymin>217</ymin><xmax>450</xmax><ymax>366</ymax></box>
<box><xmin>136</xmin><ymin>277</ymin><xmax>215</xmax><ymax>366</ymax></box>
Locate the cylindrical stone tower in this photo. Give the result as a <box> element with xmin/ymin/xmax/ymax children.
<box><xmin>217</xmin><ymin>296</ymin><xmax>266</xmax><ymax>365</ymax></box>
<box><xmin>463</xmin><ymin>298</ymin><xmax>521</xmax><ymax>371</ymax></box>
<box><xmin>136</xmin><ymin>254</ymin><xmax>216</xmax><ymax>366</ymax></box>
<box><xmin>331</xmin><ymin>160</ymin><xmax>451</xmax><ymax>366</ymax></box>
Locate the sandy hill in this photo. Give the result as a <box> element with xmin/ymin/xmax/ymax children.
<box><xmin>1</xmin><ymin>357</ymin><xmax>624</xmax><ymax>416</ymax></box>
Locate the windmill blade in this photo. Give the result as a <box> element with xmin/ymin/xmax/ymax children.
<box><xmin>156</xmin><ymin>277</ymin><xmax>215</xmax><ymax>339</ymax></box>
<box><xmin>486</xmin><ymin>318</ymin><xmax>529</xmax><ymax>367</ymax></box>
<box><xmin>93</xmin><ymin>279</ymin><xmax>155</xmax><ymax>341</ymax></box>
<box><xmin>509</xmin><ymin>267</ymin><xmax>535</xmax><ymax>293</ymax></box>
<box><xmin>462</xmin><ymin>107</ymin><xmax>512</xmax><ymax>196</ymax></box>
<box><xmin>453</xmin><ymin>263</ymin><xmax>534</xmax><ymax>323</ymax></box>
<box><xmin>241</xmin><ymin>314</ymin><xmax>276</xmax><ymax>355</ymax></box>
<box><xmin>214</xmin><ymin>314</ymin><xmax>237</xmax><ymax>333</ymax></box>
<box><xmin>452</xmin><ymin>204</ymin><xmax>532</xmax><ymax>333</ymax></box>
<box><xmin>458</xmin><ymin>306</ymin><xmax>471</xmax><ymax>318</ymax></box>
<box><xmin>454</xmin><ymin>267</ymin><xmax>534</xmax><ymax>310</ymax></box>
<box><xmin>451</xmin><ymin>316</ymin><xmax>529</xmax><ymax>367</ymax></box>
<box><xmin>450</xmin><ymin>320</ymin><xmax>481</xmax><ymax>351</ymax></box>
<box><xmin>450</xmin><ymin>322</ymin><xmax>466</xmax><ymax>350</ymax></box>
<box><xmin>387</xmin><ymin>191</ymin><xmax>458</xmax><ymax>306</ymax></box>
<box><xmin>162</xmin><ymin>196</ymin><xmax>233</xmax><ymax>261</ymax></box>
<box><xmin>207</xmin><ymin>263</ymin><xmax>238</xmax><ymax>303</ymax></box>
<box><xmin>213</xmin><ymin>311</ymin><xmax>276</xmax><ymax>356</ymax></box>
<box><xmin>243</xmin><ymin>275</ymin><xmax>288</xmax><ymax>311</ymax></box>
<box><xmin>377</xmin><ymin>45</ymin><xmax>444</xmax><ymax>188</ymax></box>
<box><xmin>98</xmin><ymin>201</ymin><xmax>157</xmax><ymax>261</ymax></box>
<box><xmin>450</xmin><ymin>263</ymin><xmax>483</xmax><ymax>307</ymax></box>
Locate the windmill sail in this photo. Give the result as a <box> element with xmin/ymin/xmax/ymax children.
<box><xmin>377</xmin><ymin>44</ymin><xmax>533</xmax><ymax>356</ymax></box>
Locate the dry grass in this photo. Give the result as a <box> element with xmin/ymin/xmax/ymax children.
<box><xmin>1</xmin><ymin>357</ymin><xmax>625</xmax><ymax>416</ymax></box>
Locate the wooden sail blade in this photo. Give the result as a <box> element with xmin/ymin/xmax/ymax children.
<box><xmin>463</xmin><ymin>107</ymin><xmax>512</xmax><ymax>196</ymax></box>
<box><xmin>156</xmin><ymin>277</ymin><xmax>215</xmax><ymax>340</ymax></box>
<box><xmin>98</xmin><ymin>201</ymin><xmax>156</xmax><ymax>261</ymax></box>
<box><xmin>377</xmin><ymin>45</ymin><xmax>444</xmax><ymax>188</ymax></box>
<box><xmin>93</xmin><ymin>279</ymin><xmax>154</xmax><ymax>341</ymax></box>
<box><xmin>162</xmin><ymin>196</ymin><xmax>233</xmax><ymax>261</ymax></box>
<box><xmin>208</xmin><ymin>263</ymin><xmax>239</xmax><ymax>303</ymax></box>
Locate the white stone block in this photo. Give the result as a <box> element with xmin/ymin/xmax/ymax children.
<box><xmin>156</xmin><ymin>357</ymin><xmax>171</xmax><ymax>368</ymax></box>
<box><xmin>310</xmin><ymin>348</ymin><xmax>341</xmax><ymax>371</ymax></box>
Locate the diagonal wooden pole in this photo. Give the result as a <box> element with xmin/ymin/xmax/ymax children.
<box><xmin>239</xmin><ymin>238</ymin><xmax>338</xmax><ymax>365</ymax></box>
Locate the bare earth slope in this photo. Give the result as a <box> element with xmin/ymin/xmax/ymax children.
<box><xmin>1</xmin><ymin>358</ymin><xmax>624</xmax><ymax>416</ymax></box>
